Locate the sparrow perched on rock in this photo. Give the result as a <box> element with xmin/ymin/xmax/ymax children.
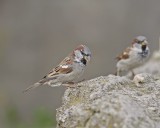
<box><xmin>23</xmin><ymin>44</ymin><xmax>91</xmax><ymax>92</ymax></box>
<box><xmin>116</xmin><ymin>36</ymin><xmax>150</xmax><ymax>76</ymax></box>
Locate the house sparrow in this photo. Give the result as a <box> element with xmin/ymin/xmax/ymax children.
<box><xmin>116</xmin><ymin>36</ymin><xmax>150</xmax><ymax>76</ymax></box>
<box><xmin>23</xmin><ymin>44</ymin><xmax>91</xmax><ymax>92</ymax></box>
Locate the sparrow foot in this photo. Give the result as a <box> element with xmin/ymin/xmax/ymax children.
<box><xmin>63</xmin><ymin>80</ymin><xmax>85</xmax><ymax>88</ymax></box>
<box><xmin>63</xmin><ymin>82</ymin><xmax>76</xmax><ymax>88</ymax></box>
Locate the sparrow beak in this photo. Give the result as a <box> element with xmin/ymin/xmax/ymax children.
<box><xmin>142</xmin><ymin>40</ymin><xmax>148</xmax><ymax>46</ymax></box>
<box><xmin>84</xmin><ymin>55</ymin><xmax>91</xmax><ymax>63</ymax></box>
<box><xmin>141</xmin><ymin>40</ymin><xmax>148</xmax><ymax>51</ymax></box>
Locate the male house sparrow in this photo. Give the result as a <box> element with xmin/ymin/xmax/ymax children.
<box><xmin>23</xmin><ymin>44</ymin><xmax>91</xmax><ymax>92</ymax></box>
<box><xmin>116</xmin><ymin>36</ymin><xmax>150</xmax><ymax>76</ymax></box>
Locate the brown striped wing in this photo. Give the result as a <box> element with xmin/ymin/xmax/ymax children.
<box><xmin>116</xmin><ymin>47</ymin><xmax>131</xmax><ymax>61</ymax></box>
<box><xmin>39</xmin><ymin>56</ymin><xmax>73</xmax><ymax>83</ymax></box>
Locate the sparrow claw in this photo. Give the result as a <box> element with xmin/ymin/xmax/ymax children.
<box><xmin>63</xmin><ymin>82</ymin><xmax>76</xmax><ymax>88</ymax></box>
<box><xmin>63</xmin><ymin>80</ymin><xmax>84</xmax><ymax>88</ymax></box>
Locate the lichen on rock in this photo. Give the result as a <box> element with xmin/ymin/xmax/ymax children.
<box><xmin>56</xmin><ymin>73</ymin><xmax>160</xmax><ymax>128</ymax></box>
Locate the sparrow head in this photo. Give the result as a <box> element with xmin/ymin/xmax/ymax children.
<box><xmin>132</xmin><ymin>36</ymin><xmax>149</xmax><ymax>57</ymax></box>
<box><xmin>133</xmin><ymin>36</ymin><xmax>148</xmax><ymax>50</ymax></box>
<box><xmin>73</xmin><ymin>44</ymin><xmax>91</xmax><ymax>65</ymax></box>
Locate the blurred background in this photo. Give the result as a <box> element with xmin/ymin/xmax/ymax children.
<box><xmin>0</xmin><ymin>0</ymin><xmax>160</xmax><ymax>127</ymax></box>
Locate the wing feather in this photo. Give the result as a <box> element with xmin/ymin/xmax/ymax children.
<box><xmin>41</xmin><ymin>56</ymin><xmax>73</xmax><ymax>80</ymax></box>
<box><xmin>116</xmin><ymin>47</ymin><xmax>131</xmax><ymax>61</ymax></box>
<box><xmin>23</xmin><ymin>55</ymin><xmax>73</xmax><ymax>92</ymax></box>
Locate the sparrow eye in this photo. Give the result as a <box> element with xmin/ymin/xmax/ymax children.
<box><xmin>80</xmin><ymin>49</ymin><xmax>91</xmax><ymax>58</ymax></box>
<box><xmin>81</xmin><ymin>51</ymin><xmax>88</xmax><ymax>56</ymax></box>
<box><xmin>137</xmin><ymin>41</ymin><xmax>141</xmax><ymax>44</ymax></box>
<box><xmin>81</xmin><ymin>52</ymin><xmax>85</xmax><ymax>55</ymax></box>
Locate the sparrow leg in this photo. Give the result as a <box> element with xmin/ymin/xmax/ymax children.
<box><xmin>116</xmin><ymin>69</ymin><xmax>120</xmax><ymax>76</ymax></box>
<box><xmin>62</xmin><ymin>82</ymin><xmax>76</xmax><ymax>88</ymax></box>
<box><xmin>63</xmin><ymin>81</ymin><xmax>84</xmax><ymax>88</ymax></box>
<box><xmin>131</xmin><ymin>70</ymin><xmax>135</xmax><ymax>77</ymax></box>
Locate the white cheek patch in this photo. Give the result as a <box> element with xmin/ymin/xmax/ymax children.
<box><xmin>74</xmin><ymin>58</ymin><xmax>81</xmax><ymax>63</ymax></box>
<box><xmin>74</xmin><ymin>50</ymin><xmax>83</xmax><ymax>59</ymax></box>
<box><xmin>61</xmin><ymin>65</ymin><xmax>69</xmax><ymax>68</ymax></box>
<box><xmin>134</xmin><ymin>43</ymin><xmax>141</xmax><ymax>49</ymax></box>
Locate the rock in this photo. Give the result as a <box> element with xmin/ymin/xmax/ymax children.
<box><xmin>56</xmin><ymin>74</ymin><xmax>160</xmax><ymax>128</ymax></box>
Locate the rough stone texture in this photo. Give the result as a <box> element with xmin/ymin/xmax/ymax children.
<box><xmin>56</xmin><ymin>74</ymin><xmax>160</xmax><ymax>128</ymax></box>
<box><xmin>56</xmin><ymin>51</ymin><xmax>160</xmax><ymax>128</ymax></box>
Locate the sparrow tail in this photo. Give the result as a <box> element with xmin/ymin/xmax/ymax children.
<box><xmin>23</xmin><ymin>82</ymin><xmax>42</xmax><ymax>93</ymax></box>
